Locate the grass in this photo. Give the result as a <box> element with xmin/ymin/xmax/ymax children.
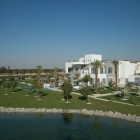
<box><xmin>74</xmin><ymin>87</ymin><xmax>115</xmax><ymax>94</ymax></box>
<box><xmin>0</xmin><ymin>85</ymin><xmax>140</xmax><ymax>115</ymax></box>
<box><xmin>99</xmin><ymin>94</ymin><xmax>140</xmax><ymax>106</ymax></box>
<box><xmin>74</xmin><ymin>87</ymin><xmax>121</xmax><ymax>94</ymax></box>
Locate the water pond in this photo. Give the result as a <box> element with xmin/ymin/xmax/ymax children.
<box><xmin>0</xmin><ymin>113</ymin><xmax>140</xmax><ymax>140</ymax></box>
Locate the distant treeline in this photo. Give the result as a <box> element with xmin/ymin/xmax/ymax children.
<box><xmin>0</xmin><ymin>66</ymin><xmax>63</xmax><ymax>74</ymax></box>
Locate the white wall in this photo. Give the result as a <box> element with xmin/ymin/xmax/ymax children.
<box><xmin>119</xmin><ymin>61</ymin><xmax>136</xmax><ymax>85</ymax></box>
<box><xmin>65</xmin><ymin>54</ymin><xmax>102</xmax><ymax>73</ymax></box>
<box><xmin>84</xmin><ymin>54</ymin><xmax>102</xmax><ymax>64</ymax></box>
<box><xmin>135</xmin><ymin>62</ymin><xmax>140</xmax><ymax>75</ymax></box>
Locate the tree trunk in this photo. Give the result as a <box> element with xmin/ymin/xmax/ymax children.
<box><xmin>115</xmin><ymin>73</ymin><xmax>118</xmax><ymax>91</ymax></box>
<box><xmin>95</xmin><ymin>70</ymin><xmax>98</xmax><ymax>94</ymax></box>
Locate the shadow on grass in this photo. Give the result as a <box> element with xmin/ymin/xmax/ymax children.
<box><xmin>78</xmin><ymin>96</ymin><xmax>87</xmax><ymax>101</ymax></box>
<box><xmin>14</xmin><ymin>88</ymin><xmax>23</xmax><ymax>92</ymax></box>
<box><xmin>41</xmin><ymin>93</ymin><xmax>48</xmax><ymax>97</ymax></box>
<box><xmin>64</xmin><ymin>95</ymin><xmax>72</xmax><ymax>100</ymax></box>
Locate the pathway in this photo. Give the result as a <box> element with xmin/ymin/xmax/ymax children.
<box><xmin>71</xmin><ymin>91</ymin><xmax>140</xmax><ymax>107</ymax></box>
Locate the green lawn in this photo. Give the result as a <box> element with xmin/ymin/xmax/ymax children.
<box><xmin>74</xmin><ymin>87</ymin><xmax>121</xmax><ymax>94</ymax></box>
<box><xmin>0</xmin><ymin>86</ymin><xmax>140</xmax><ymax>115</ymax></box>
<box><xmin>99</xmin><ymin>94</ymin><xmax>140</xmax><ymax>106</ymax></box>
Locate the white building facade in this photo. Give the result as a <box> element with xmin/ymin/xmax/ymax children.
<box><xmin>65</xmin><ymin>54</ymin><xmax>139</xmax><ymax>87</ymax></box>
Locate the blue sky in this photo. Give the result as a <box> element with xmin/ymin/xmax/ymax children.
<box><xmin>0</xmin><ymin>0</ymin><xmax>140</xmax><ymax>68</ymax></box>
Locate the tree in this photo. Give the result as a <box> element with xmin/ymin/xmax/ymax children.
<box><xmin>11</xmin><ymin>81</ymin><xmax>18</xmax><ymax>92</ymax></box>
<box><xmin>3</xmin><ymin>81</ymin><xmax>11</xmax><ymax>95</ymax></box>
<box><xmin>75</xmin><ymin>73</ymin><xmax>80</xmax><ymax>80</ymax></box>
<box><xmin>36</xmin><ymin>65</ymin><xmax>42</xmax><ymax>82</ymax></box>
<box><xmin>91</xmin><ymin>60</ymin><xmax>102</xmax><ymax>94</ymax></box>
<box><xmin>53</xmin><ymin>67</ymin><xmax>58</xmax><ymax>85</ymax></box>
<box><xmin>36</xmin><ymin>65</ymin><xmax>43</xmax><ymax>99</ymax></box>
<box><xmin>80</xmin><ymin>86</ymin><xmax>93</xmax><ymax>104</ymax></box>
<box><xmin>82</xmin><ymin>75</ymin><xmax>91</xmax><ymax>86</ymax></box>
<box><xmin>65</xmin><ymin>73</ymin><xmax>71</xmax><ymax>82</ymax></box>
<box><xmin>61</xmin><ymin>81</ymin><xmax>73</xmax><ymax>103</ymax></box>
<box><xmin>46</xmin><ymin>72</ymin><xmax>51</xmax><ymax>83</ymax></box>
<box><xmin>75</xmin><ymin>73</ymin><xmax>80</xmax><ymax>85</ymax></box>
<box><xmin>112</xmin><ymin>60</ymin><xmax>119</xmax><ymax>91</ymax></box>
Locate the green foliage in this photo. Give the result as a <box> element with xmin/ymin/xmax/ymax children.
<box><xmin>3</xmin><ymin>81</ymin><xmax>11</xmax><ymax>88</ymax></box>
<box><xmin>112</xmin><ymin>60</ymin><xmax>119</xmax><ymax>91</ymax></box>
<box><xmin>61</xmin><ymin>82</ymin><xmax>73</xmax><ymax>101</ymax></box>
<box><xmin>11</xmin><ymin>81</ymin><xmax>18</xmax><ymax>92</ymax></box>
<box><xmin>108</xmin><ymin>80</ymin><xmax>114</xmax><ymax>88</ymax></box>
<box><xmin>80</xmin><ymin>86</ymin><xmax>93</xmax><ymax>103</ymax></box>
<box><xmin>82</xmin><ymin>75</ymin><xmax>91</xmax><ymax>85</ymax></box>
<box><xmin>0</xmin><ymin>87</ymin><xmax>140</xmax><ymax>115</ymax></box>
<box><xmin>80</xmin><ymin>86</ymin><xmax>93</xmax><ymax>97</ymax></box>
<box><xmin>91</xmin><ymin>60</ymin><xmax>102</xmax><ymax>94</ymax></box>
<box><xmin>0</xmin><ymin>80</ymin><xmax>3</xmax><ymax>86</ymax></box>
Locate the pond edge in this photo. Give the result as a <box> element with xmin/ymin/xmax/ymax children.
<box><xmin>0</xmin><ymin>107</ymin><xmax>140</xmax><ymax>123</ymax></box>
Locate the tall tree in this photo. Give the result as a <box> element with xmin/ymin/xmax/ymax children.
<box><xmin>53</xmin><ymin>67</ymin><xmax>58</xmax><ymax>85</ymax></box>
<box><xmin>112</xmin><ymin>60</ymin><xmax>119</xmax><ymax>91</ymax></box>
<box><xmin>91</xmin><ymin>60</ymin><xmax>102</xmax><ymax>94</ymax></box>
<box><xmin>46</xmin><ymin>72</ymin><xmax>51</xmax><ymax>83</ymax></box>
<box><xmin>36</xmin><ymin>65</ymin><xmax>42</xmax><ymax>98</ymax></box>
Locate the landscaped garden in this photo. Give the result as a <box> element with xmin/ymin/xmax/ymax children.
<box><xmin>0</xmin><ymin>81</ymin><xmax>140</xmax><ymax>115</ymax></box>
<box><xmin>99</xmin><ymin>93</ymin><xmax>140</xmax><ymax>105</ymax></box>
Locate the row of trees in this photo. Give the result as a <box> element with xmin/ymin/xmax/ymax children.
<box><xmin>0</xmin><ymin>66</ymin><xmax>63</xmax><ymax>74</ymax></box>
<box><xmin>0</xmin><ymin>79</ymin><xmax>18</xmax><ymax>94</ymax></box>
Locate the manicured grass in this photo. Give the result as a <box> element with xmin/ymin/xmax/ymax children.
<box><xmin>100</xmin><ymin>94</ymin><xmax>140</xmax><ymax>105</ymax></box>
<box><xmin>0</xmin><ymin>86</ymin><xmax>140</xmax><ymax>115</ymax></box>
<box><xmin>74</xmin><ymin>87</ymin><xmax>120</xmax><ymax>94</ymax></box>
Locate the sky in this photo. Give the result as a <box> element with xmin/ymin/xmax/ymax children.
<box><xmin>0</xmin><ymin>0</ymin><xmax>140</xmax><ymax>69</ymax></box>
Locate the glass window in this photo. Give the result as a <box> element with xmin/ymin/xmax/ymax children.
<box><xmin>108</xmin><ymin>67</ymin><xmax>113</xmax><ymax>74</ymax></box>
<box><xmin>91</xmin><ymin>68</ymin><xmax>95</xmax><ymax>74</ymax></box>
<box><xmin>100</xmin><ymin>67</ymin><xmax>104</xmax><ymax>74</ymax></box>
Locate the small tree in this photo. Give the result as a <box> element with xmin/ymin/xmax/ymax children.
<box><xmin>80</xmin><ymin>86</ymin><xmax>93</xmax><ymax>104</ymax></box>
<box><xmin>11</xmin><ymin>81</ymin><xmax>18</xmax><ymax>92</ymax></box>
<box><xmin>82</xmin><ymin>75</ymin><xmax>91</xmax><ymax>86</ymax></box>
<box><xmin>108</xmin><ymin>79</ymin><xmax>114</xmax><ymax>89</ymax></box>
<box><xmin>61</xmin><ymin>82</ymin><xmax>73</xmax><ymax>103</ymax></box>
<box><xmin>3</xmin><ymin>81</ymin><xmax>11</xmax><ymax>95</ymax></box>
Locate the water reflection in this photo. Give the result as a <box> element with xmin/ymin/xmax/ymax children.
<box><xmin>92</xmin><ymin>116</ymin><xmax>102</xmax><ymax>132</ymax></box>
<box><xmin>62</xmin><ymin>113</ymin><xmax>73</xmax><ymax>123</ymax></box>
<box><xmin>112</xmin><ymin>118</ymin><xmax>120</xmax><ymax>128</ymax></box>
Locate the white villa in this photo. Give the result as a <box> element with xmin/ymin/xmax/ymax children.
<box><xmin>65</xmin><ymin>54</ymin><xmax>140</xmax><ymax>87</ymax></box>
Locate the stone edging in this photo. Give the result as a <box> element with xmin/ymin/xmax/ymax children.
<box><xmin>0</xmin><ymin>107</ymin><xmax>140</xmax><ymax>123</ymax></box>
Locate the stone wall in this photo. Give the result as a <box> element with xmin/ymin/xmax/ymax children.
<box><xmin>0</xmin><ymin>107</ymin><xmax>140</xmax><ymax>123</ymax></box>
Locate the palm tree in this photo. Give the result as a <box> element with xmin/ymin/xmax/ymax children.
<box><xmin>91</xmin><ymin>60</ymin><xmax>102</xmax><ymax>94</ymax></box>
<box><xmin>53</xmin><ymin>67</ymin><xmax>58</xmax><ymax>85</ymax></box>
<box><xmin>112</xmin><ymin>60</ymin><xmax>119</xmax><ymax>91</ymax></box>
<box><xmin>46</xmin><ymin>72</ymin><xmax>51</xmax><ymax>83</ymax></box>
<box><xmin>36</xmin><ymin>65</ymin><xmax>42</xmax><ymax>99</ymax></box>
<box><xmin>75</xmin><ymin>73</ymin><xmax>80</xmax><ymax>85</ymax></box>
